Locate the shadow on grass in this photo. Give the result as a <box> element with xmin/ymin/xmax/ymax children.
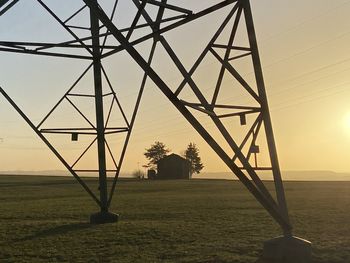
<box><xmin>255</xmin><ymin>258</ymin><xmax>289</xmax><ymax>263</ymax></box>
<box><xmin>14</xmin><ymin>223</ymin><xmax>93</xmax><ymax>242</ymax></box>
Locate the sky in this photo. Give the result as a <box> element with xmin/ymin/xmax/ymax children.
<box><xmin>0</xmin><ymin>0</ymin><xmax>350</xmax><ymax>176</ymax></box>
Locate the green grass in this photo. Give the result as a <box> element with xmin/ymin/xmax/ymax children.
<box><xmin>0</xmin><ymin>175</ymin><xmax>349</xmax><ymax>262</ymax></box>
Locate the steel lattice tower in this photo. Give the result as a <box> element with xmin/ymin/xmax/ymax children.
<box><xmin>0</xmin><ymin>0</ymin><xmax>311</xmax><ymax>260</ymax></box>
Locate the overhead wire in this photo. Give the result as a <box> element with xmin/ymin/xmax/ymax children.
<box><xmin>258</xmin><ymin>0</ymin><xmax>350</xmax><ymax>45</ymax></box>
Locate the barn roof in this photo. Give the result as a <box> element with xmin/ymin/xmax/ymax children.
<box><xmin>157</xmin><ymin>153</ymin><xmax>189</xmax><ymax>164</ymax></box>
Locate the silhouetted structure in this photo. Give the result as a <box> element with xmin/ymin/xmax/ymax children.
<box><xmin>0</xmin><ymin>0</ymin><xmax>291</xmax><ymax>230</ymax></box>
<box><xmin>0</xmin><ymin>2</ymin><xmax>312</xmax><ymax>260</ymax></box>
<box><xmin>157</xmin><ymin>154</ymin><xmax>190</xmax><ymax>180</ymax></box>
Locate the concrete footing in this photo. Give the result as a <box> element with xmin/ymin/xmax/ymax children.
<box><xmin>90</xmin><ymin>212</ymin><xmax>119</xmax><ymax>224</ymax></box>
<box><xmin>262</xmin><ymin>236</ymin><xmax>312</xmax><ymax>263</ymax></box>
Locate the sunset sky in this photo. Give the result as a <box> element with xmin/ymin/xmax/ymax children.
<box><xmin>0</xmin><ymin>0</ymin><xmax>349</xmax><ymax>176</ymax></box>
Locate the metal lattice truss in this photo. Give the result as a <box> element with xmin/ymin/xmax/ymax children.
<box><xmin>0</xmin><ymin>0</ymin><xmax>292</xmax><ymax>234</ymax></box>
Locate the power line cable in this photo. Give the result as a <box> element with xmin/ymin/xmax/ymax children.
<box><xmin>258</xmin><ymin>0</ymin><xmax>350</xmax><ymax>45</ymax></box>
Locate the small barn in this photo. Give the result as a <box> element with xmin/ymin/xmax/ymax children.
<box><xmin>157</xmin><ymin>154</ymin><xmax>190</xmax><ymax>179</ymax></box>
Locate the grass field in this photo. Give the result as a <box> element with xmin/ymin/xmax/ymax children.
<box><xmin>0</xmin><ymin>175</ymin><xmax>349</xmax><ymax>263</ymax></box>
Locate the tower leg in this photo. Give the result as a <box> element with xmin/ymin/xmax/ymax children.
<box><xmin>89</xmin><ymin>0</ymin><xmax>117</xmax><ymax>223</ymax></box>
<box><xmin>241</xmin><ymin>0</ymin><xmax>311</xmax><ymax>260</ymax></box>
<box><xmin>90</xmin><ymin>211</ymin><xmax>119</xmax><ymax>224</ymax></box>
<box><xmin>242</xmin><ymin>0</ymin><xmax>290</xmax><ymax>232</ymax></box>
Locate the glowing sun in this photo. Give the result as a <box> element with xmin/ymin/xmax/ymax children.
<box><xmin>343</xmin><ymin>113</ymin><xmax>350</xmax><ymax>130</ymax></box>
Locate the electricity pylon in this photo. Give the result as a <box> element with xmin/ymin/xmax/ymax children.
<box><xmin>0</xmin><ymin>0</ymin><xmax>311</xmax><ymax>260</ymax></box>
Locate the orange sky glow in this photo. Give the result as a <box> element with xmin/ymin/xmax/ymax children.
<box><xmin>0</xmin><ymin>0</ymin><xmax>349</xmax><ymax>176</ymax></box>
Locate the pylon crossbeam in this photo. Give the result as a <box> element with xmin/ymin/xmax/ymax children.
<box><xmin>146</xmin><ymin>0</ymin><xmax>193</xmax><ymax>15</ymax></box>
<box><xmin>175</xmin><ymin>3</ymin><xmax>240</xmax><ymax>96</ymax></box>
<box><xmin>101</xmin><ymin>0</ymin><xmax>238</xmax><ymax>58</ymax></box>
<box><xmin>0</xmin><ymin>1</ymin><xmax>235</xmax><ymax>59</ymax></box>
<box><xmin>37</xmin><ymin>0</ymin><xmax>93</xmax><ymax>55</ymax></box>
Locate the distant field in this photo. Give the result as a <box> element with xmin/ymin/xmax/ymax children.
<box><xmin>0</xmin><ymin>175</ymin><xmax>349</xmax><ymax>263</ymax></box>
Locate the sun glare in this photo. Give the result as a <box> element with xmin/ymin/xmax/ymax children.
<box><xmin>343</xmin><ymin>113</ymin><xmax>350</xmax><ymax>131</ymax></box>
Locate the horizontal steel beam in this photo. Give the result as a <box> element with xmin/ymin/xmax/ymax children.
<box><xmin>101</xmin><ymin>0</ymin><xmax>238</xmax><ymax>58</ymax></box>
<box><xmin>0</xmin><ymin>47</ymin><xmax>92</xmax><ymax>60</ymax></box>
